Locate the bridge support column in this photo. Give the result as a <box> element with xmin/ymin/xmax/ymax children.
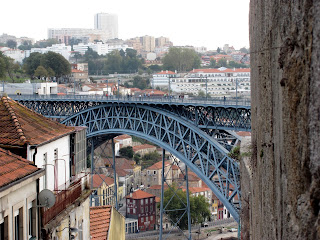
<box><xmin>185</xmin><ymin>165</ymin><xmax>191</xmax><ymax>240</ymax></box>
<box><xmin>112</xmin><ymin>138</ymin><xmax>118</xmax><ymax>210</ymax></box>
<box><xmin>159</xmin><ymin>149</ymin><xmax>165</xmax><ymax>240</ymax></box>
<box><xmin>90</xmin><ymin>139</ymin><xmax>94</xmax><ymax>206</ymax></box>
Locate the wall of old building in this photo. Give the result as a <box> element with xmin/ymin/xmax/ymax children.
<box><xmin>246</xmin><ymin>1</ymin><xmax>320</xmax><ymax>239</ymax></box>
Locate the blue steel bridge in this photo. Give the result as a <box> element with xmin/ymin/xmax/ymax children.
<box><xmin>11</xmin><ymin>94</ymin><xmax>251</xmax><ymax>224</ymax></box>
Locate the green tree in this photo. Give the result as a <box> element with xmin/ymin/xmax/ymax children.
<box><xmin>18</xmin><ymin>40</ymin><xmax>32</xmax><ymax>50</ymax></box>
<box><xmin>23</xmin><ymin>52</ymin><xmax>43</xmax><ymax>76</ymax></box>
<box><xmin>105</xmin><ymin>50</ymin><xmax>122</xmax><ymax>74</ymax></box>
<box><xmin>0</xmin><ymin>52</ymin><xmax>7</xmax><ymax>79</ymax></box>
<box><xmin>119</xmin><ymin>146</ymin><xmax>134</xmax><ymax>158</ymax></box>
<box><xmin>132</xmin><ymin>75</ymin><xmax>149</xmax><ymax>90</ymax></box>
<box><xmin>41</xmin><ymin>51</ymin><xmax>71</xmax><ymax>77</ymax></box>
<box><xmin>162</xmin><ymin>47</ymin><xmax>201</xmax><ymax>72</ymax></box>
<box><xmin>2</xmin><ymin>55</ymin><xmax>17</xmax><ymax>82</ymax></box>
<box><xmin>239</xmin><ymin>47</ymin><xmax>249</xmax><ymax>54</ymax></box>
<box><xmin>217</xmin><ymin>58</ymin><xmax>228</xmax><ymax>68</ymax></box>
<box><xmin>6</xmin><ymin>39</ymin><xmax>17</xmax><ymax>49</ymax></box>
<box><xmin>163</xmin><ymin>185</ymin><xmax>210</xmax><ymax>229</ymax></box>
<box><xmin>198</xmin><ymin>90</ymin><xmax>205</xmax><ymax>97</ymax></box>
<box><xmin>148</xmin><ymin>64</ymin><xmax>162</xmax><ymax>72</ymax></box>
<box><xmin>34</xmin><ymin>66</ymin><xmax>48</xmax><ymax>79</ymax></box>
<box><xmin>209</xmin><ymin>58</ymin><xmax>217</xmax><ymax>68</ymax></box>
<box><xmin>133</xmin><ymin>154</ymin><xmax>141</xmax><ymax>164</ymax></box>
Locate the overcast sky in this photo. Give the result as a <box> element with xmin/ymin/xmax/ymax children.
<box><xmin>1</xmin><ymin>0</ymin><xmax>250</xmax><ymax>50</ymax></box>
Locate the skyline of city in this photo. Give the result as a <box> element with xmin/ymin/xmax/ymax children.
<box><xmin>1</xmin><ymin>0</ymin><xmax>250</xmax><ymax>50</ymax></box>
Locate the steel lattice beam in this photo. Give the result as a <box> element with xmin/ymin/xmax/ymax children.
<box><xmin>61</xmin><ymin>103</ymin><xmax>241</xmax><ymax>222</ymax></box>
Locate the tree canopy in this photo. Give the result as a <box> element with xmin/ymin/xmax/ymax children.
<box><xmin>162</xmin><ymin>185</ymin><xmax>211</xmax><ymax>229</ymax></box>
<box><xmin>162</xmin><ymin>47</ymin><xmax>201</xmax><ymax>72</ymax></box>
<box><xmin>23</xmin><ymin>51</ymin><xmax>70</xmax><ymax>78</ymax></box>
<box><xmin>119</xmin><ymin>146</ymin><xmax>134</xmax><ymax>159</ymax></box>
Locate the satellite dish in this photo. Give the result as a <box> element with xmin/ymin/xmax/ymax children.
<box><xmin>38</xmin><ymin>189</ymin><xmax>56</xmax><ymax>208</ymax></box>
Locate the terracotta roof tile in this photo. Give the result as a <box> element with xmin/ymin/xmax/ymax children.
<box><xmin>0</xmin><ymin>147</ymin><xmax>41</xmax><ymax>188</ymax></box>
<box><xmin>147</xmin><ymin>161</ymin><xmax>171</xmax><ymax>170</ymax></box>
<box><xmin>91</xmin><ymin>174</ymin><xmax>114</xmax><ymax>188</ymax></box>
<box><xmin>0</xmin><ymin>97</ymin><xmax>74</xmax><ymax>146</ymax></box>
<box><xmin>132</xmin><ymin>144</ymin><xmax>156</xmax><ymax>152</ymax></box>
<box><xmin>125</xmin><ymin>189</ymin><xmax>155</xmax><ymax>199</ymax></box>
<box><xmin>90</xmin><ymin>206</ymin><xmax>112</xmax><ymax>240</ymax></box>
<box><xmin>155</xmin><ymin>70</ymin><xmax>176</xmax><ymax>75</ymax></box>
<box><xmin>114</xmin><ymin>134</ymin><xmax>131</xmax><ymax>140</ymax></box>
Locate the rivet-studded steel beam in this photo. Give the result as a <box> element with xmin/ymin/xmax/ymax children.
<box><xmin>61</xmin><ymin>103</ymin><xmax>241</xmax><ymax>222</ymax></box>
<box><xmin>11</xmin><ymin>95</ymin><xmax>251</xmax><ymax>132</ymax></box>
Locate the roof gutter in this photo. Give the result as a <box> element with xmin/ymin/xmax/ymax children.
<box><xmin>0</xmin><ymin>168</ymin><xmax>45</xmax><ymax>193</ymax></box>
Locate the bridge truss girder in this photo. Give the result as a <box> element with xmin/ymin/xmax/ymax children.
<box><xmin>61</xmin><ymin>103</ymin><xmax>241</xmax><ymax>222</ymax></box>
<box><xmin>16</xmin><ymin>99</ymin><xmax>251</xmax><ymax>131</ymax></box>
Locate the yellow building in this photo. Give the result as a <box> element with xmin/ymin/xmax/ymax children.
<box><xmin>91</xmin><ymin>174</ymin><xmax>118</xmax><ymax>207</ymax></box>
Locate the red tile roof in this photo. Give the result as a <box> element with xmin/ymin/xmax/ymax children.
<box><xmin>148</xmin><ymin>185</ymin><xmax>168</xmax><ymax>190</ymax></box>
<box><xmin>92</xmin><ymin>174</ymin><xmax>115</xmax><ymax>188</ymax></box>
<box><xmin>0</xmin><ymin>97</ymin><xmax>74</xmax><ymax>146</ymax></box>
<box><xmin>114</xmin><ymin>134</ymin><xmax>131</xmax><ymax>140</ymax></box>
<box><xmin>90</xmin><ymin>206</ymin><xmax>112</xmax><ymax>240</ymax></box>
<box><xmin>190</xmin><ymin>68</ymin><xmax>250</xmax><ymax>73</ymax></box>
<box><xmin>125</xmin><ymin>189</ymin><xmax>155</xmax><ymax>199</ymax></box>
<box><xmin>0</xmin><ymin>148</ymin><xmax>42</xmax><ymax>188</ymax></box>
<box><xmin>72</xmin><ymin>69</ymin><xmax>85</xmax><ymax>73</ymax></box>
<box><xmin>236</xmin><ymin>131</ymin><xmax>251</xmax><ymax>137</ymax></box>
<box><xmin>147</xmin><ymin>161</ymin><xmax>171</xmax><ymax>170</ymax></box>
<box><xmin>155</xmin><ymin>70</ymin><xmax>176</xmax><ymax>75</ymax></box>
<box><xmin>132</xmin><ymin>144</ymin><xmax>156</xmax><ymax>152</ymax></box>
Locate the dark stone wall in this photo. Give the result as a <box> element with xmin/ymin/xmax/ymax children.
<box><xmin>247</xmin><ymin>1</ymin><xmax>320</xmax><ymax>239</ymax></box>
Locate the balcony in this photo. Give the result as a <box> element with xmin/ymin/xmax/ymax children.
<box><xmin>41</xmin><ymin>174</ymin><xmax>90</xmax><ymax>226</ymax></box>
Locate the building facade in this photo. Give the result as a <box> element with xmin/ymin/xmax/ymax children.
<box><xmin>125</xmin><ymin>190</ymin><xmax>156</xmax><ymax>231</ymax></box>
<box><xmin>94</xmin><ymin>13</ymin><xmax>118</xmax><ymax>40</ymax></box>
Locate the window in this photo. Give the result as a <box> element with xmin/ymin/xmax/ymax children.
<box><xmin>28</xmin><ymin>201</ymin><xmax>36</xmax><ymax>239</ymax></box>
<box><xmin>0</xmin><ymin>216</ymin><xmax>8</xmax><ymax>240</ymax></box>
<box><xmin>151</xmin><ymin>216</ymin><xmax>153</xmax><ymax>221</ymax></box>
<box><xmin>145</xmin><ymin>198</ymin><xmax>148</xmax><ymax>204</ymax></box>
<box><xmin>145</xmin><ymin>206</ymin><xmax>148</xmax><ymax>212</ymax></box>
<box><xmin>150</xmin><ymin>198</ymin><xmax>153</xmax><ymax>203</ymax></box>
<box><xmin>150</xmin><ymin>205</ymin><xmax>153</xmax><ymax>212</ymax></box>
<box><xmin>141</xmin><ymin>217</ymin><xmax>144</xmax><ymax>222</ymax></box>
<box><xmin>14</xmin><ymin>208</ymin><xmax>23</xmax><ymax>240</ymax></box>
<box><xmin>146</xmin><ymin>216</ymin><xmax>148</xmax><ymax>221</ymax></box>
<box><xmin>133</xmin><ymin>208</ymin><xmax>136</xmax><ymax>214</ymax></box>
<box><xmin>141</xmin><ymin>207</ymin><xmax>144</xmax><ymax>213</ymax></box>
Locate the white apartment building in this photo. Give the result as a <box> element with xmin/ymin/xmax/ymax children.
<box><xmin>48</xmin><ymin>28</ymin><xmax>108</xmax><ymax>44</ymax></box>
<box><xmin>170</xmin><ymin>67</ymin><xmax>251</xmax><ymax>97</ymax></box>
<box><xmin>152</xmin><ymin>70</ymin><xmax>178</xmax><ymax>88</ymax></box>
<box><xmin>1</xmin><ymin>48</ymin><xmax>26</xmax><ymax>63</ymax></box>
<box><xmin>73</xmin><ymin>42</ymin><xmax>130</xmax><ymax>55</ymax></box>
<box><xmin>26</xmin><ymin>44</ymin><xmax>72</xmax><ymax>60</ymax></box>
<box><xmin>94</xmin><ymin>13</ymin><xmax>118</xmax><ymax>39</ymax></box>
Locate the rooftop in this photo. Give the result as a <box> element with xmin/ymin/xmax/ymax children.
<box><xmin>0</xmin><ymin>97</ymin><xmax>74</xmax><ymax>147</ymax></box>
<box><xmin>132</xmin><ymin>144</ymin><xmax>156</xmax><ymax>152</ymax></box>
<box><xmin>0</xmin><ymin>147</ymin><xmax>42</xmax><ymax>188</ymax></box>
<box><xmin>125</xmin><ymin>189</ymin><xmax>155</xmax><ymax>199</ymax></box>
<box><xmin>91</xmin><ymin>174</ymin><xmax>114</xmax><ymax>188</ymax></box>
<box><xmin>90</xmin><ymin>206</ymin><xmax>112</xmax><ymax>240</ymax></box>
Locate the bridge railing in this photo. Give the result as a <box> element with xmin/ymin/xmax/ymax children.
<box><xmin>9</xmin><ymin>94</ymin><xmax>251</xmax><ymax>107</ymax></box>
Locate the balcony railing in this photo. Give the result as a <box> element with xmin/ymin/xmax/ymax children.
<box><xmin>42</xmin><ymin>176</ymin><xmax>89</xmax><ymax>226</ymax></box>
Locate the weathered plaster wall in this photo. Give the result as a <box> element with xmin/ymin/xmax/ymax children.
<box><xmin>248</xmin><ymin>0</ymin><xmax>320</xmax><ymax>239</ymax></box>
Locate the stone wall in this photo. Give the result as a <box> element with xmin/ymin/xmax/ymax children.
<box><xmin>247</xmin><ymin>1</ymin><xmax>320</xmax><ymax>239</ymax></box>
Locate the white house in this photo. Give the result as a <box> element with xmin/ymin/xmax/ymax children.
<box><xmin>0</xmin><ymin>148</ymin><xmax>45</xmax><ymax>240</ymax></box>
<box><xmin>0</xmin><ymin>96</ymin><xmax>90</xmax><ymax>239</ymax></box>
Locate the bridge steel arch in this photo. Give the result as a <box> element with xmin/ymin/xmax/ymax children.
<box><xmin>61</xmin><ymin>103</ymin><xmax>241</xmax><ymax>222</ymax></box>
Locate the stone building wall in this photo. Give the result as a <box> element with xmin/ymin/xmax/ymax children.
<box><xmin>246</xmin><ymin>1</ymin><xmax>320</xmax><ymax>239</ymax></box>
